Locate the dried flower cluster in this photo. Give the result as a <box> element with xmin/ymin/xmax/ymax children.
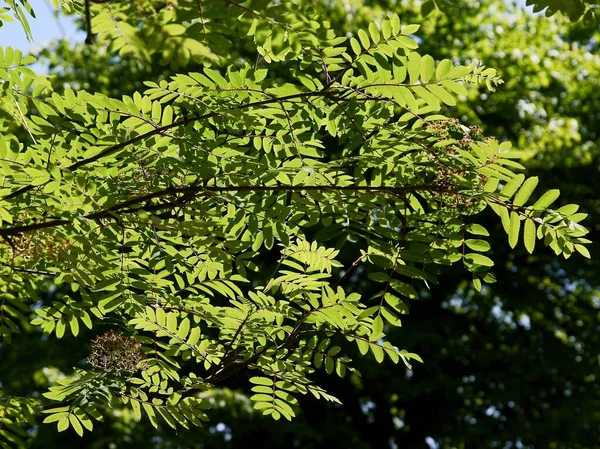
<box><xmin>88</xmin><ymin>330</ymin><xmax>147</xmax><ymax>373</ymax></box>
<box><xmin>1</xmin><ymin>229</ymin><xmax>71</xmax><ymax>264</ymax></box>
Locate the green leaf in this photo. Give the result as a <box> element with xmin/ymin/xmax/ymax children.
<box><xmin>55</xmin><ymin>319</ymin><xmax>66</xmax><ymax>338</ymax></box>
<box><xmin>508</xmin><ymin>211</ymin><xmax>520</xmax><ymax>249</ymax></box>
<box><xmin>381</xmin><ymin>18</ymin><xmax>392</xmax><ymax>39</ymax></box>
<box><xmin>574</xmin><ymin>244</ymin><xmax>590</xmax><ymax>258</ymax></box>
<box><xmin>57</xmin><ymin>417</ymin><xmax>69</xmax><ymax>432</ymax></box>
<box><xmin>499</xmin><ymin>174</ymin><xmax>525</xmax><ymax>200</ymax></box>
<box><xmin>426</xmin><ymin>84</ymin><xmax>456</xmax><ymax>106</ymax></box>
<box><xmin>368</xmin><ymin>272</ymin><xmax>390</xmax><ymax>282</ymax></box>
<box><xmin>357</xmin><ymin>29</ymin><xmax>370</xmax><ymax>49</ymax></box>
<box><xmin>489</xmin><ymin>203</ymin><xmax>510</xmax><ymax>233</ymax></box>
<box><xmin>204</xmin><ymin>68</ymin><xmax>228</xmax><ymax>87</ymax></box>
<box><xmin>143</xmin><ymin>403</ymin><xmax>159</xmax><ymax>429</ymax></box>
<box><xmin>523</xmin><ymin>218</ymin><xmax>536</xmax><ymax>254</ymax></box>
<box><xmin>350</xmin><ymin>37</ymin><xmax>361</xmax><ymax>55</ymax></box>
<box><xmin>407</xmin><ymin>52</ymin><xmax>421</xmax><ymax>84</ymax></box>
<box><xmin>166</xmin><ymin>313</ymin><xmax>178</xmax><ymax>333</ymax></box>
<box><xmin>178</xmin><ymin>317</ymin><xmax>190</xmax><ymax>339</ymax></box>
<box><xmin>389</xmin><ymin>297</ymin><xmax>410</xmax><ymax>317</ymax></box>
<box><xmin>325</xmin><ymin>356</ymin><xmax>335</xmax><ymax>374</ymax></box>
<box><xmin>69</xmin><ymin>317</ymin><xmax>79</xmax><ymax>337</ymax></box>
<box><xmin>436</xmin><ymin>59</ymin><xmax>453</xmax><ymax>79</ymax></box>
<box><xmin>464</xmin><ymin>253</ymin><xmax>494</xmax><ymax>267</ymax></box>
<box><xmin>356</xmin><ymin>338</ymin><xmax>369</xmax><ymax>355</ymax></box>
<box><xmin>466</xmin><ymin>224</ymin><xmax>490</xmax><ymax>236</ymax></box>
<box><xmin>368</xmin><ymin>22</ymin><xmax>380</xmax><ymax>43</ymax></box>
<box><xmin>43</xmin><ymin>412</ymin><xmax>68</xmax><ymax>423</ymax></box>
<box><xmin>421</xmin><ymin>0</ymin><xmax>436</xmax><ymax>17</ymax></box>
<box><xmin>420</xmin><ymin>55</ymin><xmax>435</xmax><ymax>82</ymax></box>
<box><xmin>371</xmin><ymin>344</ymin><xmax>384</xmax><ymax>363</ymax></box>
<box><xmin>465</xmin><ymin>239</ymin><xmax>491</xmax><ymax>252</ymax></box>
<box><xmin>381</xmin><ymin>307</ymin><xmax>402</xmax><ymax>326</ymax></box>
<box><xmin>513</xmin><ymin>177</ymin><xmax>539</xmax><ymax>206</ymax></box>
<box><xmin>372</xmin><ymin>315</ymin><xmax>384</xmax><ymax>339</ymax></box>
<box><xmin>532</xmin><ymin>189</ymin><xmax>560</xmax><ymax>210</ymax></box>
<box><xmin>389</xmin><ymin>280</ymin><xmax>419</xmax><ymax>300</ymax></box>
<box><xmin>249</xmin><ymin>377</ymin><xmax>274</xmax><ymax>386</ymax></box>
<box><xmin>402</xmin><ymin>24</ymin><xmax>420</xmax><ymax>35</ymax></box>
<box><xmin>397</xmin><ymin>35</ymin><xmax>418</xmax><ymax>49</ymax></box>
<box><xmin>473</xmin><ymin>277</ymin><xmax>482</xmax><ymax>292</ymax></box>
<box><xmin>131</xmin><ymin>398</ymin><xmax>142</xmax><ymax>421</ymax></box>
<box><xmin>69</xmin><ymin>415</ymin><xmax>84</xmax><ymax>436</ymax></box>
<box><xmin>556</xmin><ymin>204</ymin><xmax>579</xmax><ymax>216</ymax></box>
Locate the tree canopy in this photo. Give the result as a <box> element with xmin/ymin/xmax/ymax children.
<box><xmin>0</xmin><ymin>1</ymin><xmax>596</xmax><ymax>448</ymax></box>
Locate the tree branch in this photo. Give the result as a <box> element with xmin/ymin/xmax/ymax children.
<box><xmin>84</xmin><ymin>0</ymin><xmax>94</xmax><ymax>44</ymax></box>
<box><xmin>2</xmin><ymin>91</ymin><xmax>327</xmax><ymax>202</ymax></box>
<box><xmin>207</xmin><ymin>312</ymin><xmax>251</xmax><ymax>382</ymax></box>
<box><xmin>0</xmin><ymin>183</ymin><xmax>453</xmax><ymax>236</ymax></box>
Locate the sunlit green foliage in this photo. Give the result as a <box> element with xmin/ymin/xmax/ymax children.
<box><xmin>0</xmin><ymin>1</ymin><xmax>591</xmax><ymax>447</ymax></box>
<box><xmin>422</xmin><ymin>0</ymin><xmax>599</xmax><ymax>23</ymax></box>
